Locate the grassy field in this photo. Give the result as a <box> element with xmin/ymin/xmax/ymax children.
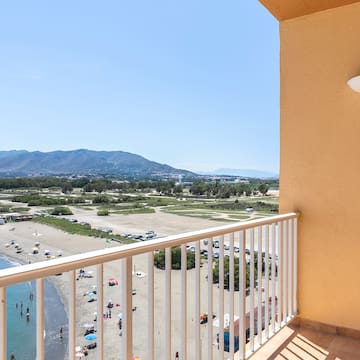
<box><xmin>161</xmin><ymin>196</ymin><xmax>278</xmax><ymax>221</ymax></box>
<box><xmin>2</xmin><ymin>187</ymin><xmax>279</xmax><ymax>224</ymax></box>
<box><xmin>111</xmin><ymin>207</ymin><xmax>155</xmax><ymax>215</ymax></box>
<box><xmin>33</xmin><ymin>216</ymin><xmax>134</xmax><ymax>244</ymax></box>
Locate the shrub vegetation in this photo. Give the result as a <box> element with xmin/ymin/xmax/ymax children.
<box><xmin>97</xmin><ymin>209</ymin><xmax>109</xmax><ymax>216</ymax></box>
<box><xmin>50</xmin><ymin>206</ymin><xmax>73</xmax><ymax>215</ymax></box>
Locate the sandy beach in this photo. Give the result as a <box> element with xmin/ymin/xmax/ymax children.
<box><xmin>0</xmin><ymin>209</ymin><xmax>233</xmax><ymax>359</ymax></box>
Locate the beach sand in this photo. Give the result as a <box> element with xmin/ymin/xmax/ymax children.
<box><xmin>0</xmin><ymin>210</ymin><xmax>232</xmax><ymax>359</ymax></box>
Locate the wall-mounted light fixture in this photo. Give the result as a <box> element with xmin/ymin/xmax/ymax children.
<box><xmin>347</xmin><ymin>75</ymin><xmax>360</xmax><ymax>92</ymax></box>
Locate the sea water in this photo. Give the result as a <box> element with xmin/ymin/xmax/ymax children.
<box><xmin>0</xmin><ymin>255</ymin><xmax>67</xmax><ymax>360</ymax></box>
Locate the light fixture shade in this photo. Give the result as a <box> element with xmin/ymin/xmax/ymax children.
<box><xmin>347</xmin><ymin>75</ymin><xmax>360</xmax><ymax>92</ymax></box>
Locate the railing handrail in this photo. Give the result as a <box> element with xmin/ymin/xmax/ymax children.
<box><xmin>0</xmin><ymin>212</ymin><xmax>298</xmax><ymax>287</ymax></box>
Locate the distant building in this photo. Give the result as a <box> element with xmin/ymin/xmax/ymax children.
<box><xmin>234</xmin><ymin>178</ymin><xmax>250</xmax><ymax>184</ymax></box>
<box><xmin>178</xmin><ymin>181</ymin><xmax>193</xmax><ymax>187</ymax></box>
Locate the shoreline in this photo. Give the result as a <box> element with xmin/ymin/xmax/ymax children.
<box><xmin>0</xmin><ymin>223</ymin><xmax>103</xmax><ymax>359</ymax></box>
<box><xmin>0</xmin><ymin>221</ymin><xmax>140</xmax><ymax>360</ymax></box>
<box><xmin>0</xmin><ymin>253</ymin><xmax>68</xmax><ymax>360</ymax></box>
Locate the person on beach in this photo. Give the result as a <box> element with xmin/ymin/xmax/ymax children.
<box><xmin>10</xmin><ymin>352</ymin><xmax>16</xmax><ymax>360</ymax></box>
<box><xmin>175</xmin><ymin>351</ymin><xmax>179</xmax><ymax>360</ymax></box>
<box><xmin>60</xmin><ymin>327</ymin><xmax>63</xmax><ymax>339</ymax></box>
<box><xmin>26</xmin><ymin>312</ymin><xmax>30</xmax><ymax>321</ymax></box>
<box><xmin>82</xmin><ymin>346</ymin><xmax>88</xmax><ymax>356</ymax></box>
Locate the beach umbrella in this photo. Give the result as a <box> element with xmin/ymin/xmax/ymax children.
<box><xmin>85</xmin><ymin>333</ymin><xmax>97</xmax><ymax>341</ymax></box>
<box><xmin>135</xmin><ymin>271</ymin><xmax>146</xmax><ymax>278</ymax></box>
<box><xmin>117</xmin><ymin>313</ymin><xmax>123</xmax><ymax>319</ymax></box>
<box><xmin>76</xmin><ymin>352</ymin><xmax>85</xmax><ymax>358</ymax></box>
<box><xmin>83</xmin><ymin>323</ymin><xmax>94</xmax><ymax>329</ymax></box>
<box><xmin>133</xmin><ymin>356</ymin><xmax>141</xmax><ymax>360</ymax></box>
<box><xmin>91</xmin><ymin>285</ymin><xmax>97</xmax><ymax>290</ymax></box>
<box><xmin>75</xmin><ymin>346</ymin><xmax>82</xmax><ymax>352</ymax></box>
<box><xmin>87</xmin><ymin>292</ymin><xmax>95</xmax><ymax>298</ymax></box>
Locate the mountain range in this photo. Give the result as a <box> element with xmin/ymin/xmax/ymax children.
<box><xmin>0</xmin><ymin>149</ymin><xmax>194</xmax><ymax>177</ymax></box>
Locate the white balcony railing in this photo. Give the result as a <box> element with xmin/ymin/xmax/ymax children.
<box><xmin>0</xmin><ymin>212</ymin><xmax>298</xmax><ymax>360</ymax></box>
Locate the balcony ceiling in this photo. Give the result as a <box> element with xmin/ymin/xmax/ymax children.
<box><xmin>259</xmin><ymin>0</ymin><xmax>360</xmax><ymax>20</ymax></box>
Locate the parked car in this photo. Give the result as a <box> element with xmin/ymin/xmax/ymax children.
<box><xmin>200</xmin><ymin>249</ymin><xmax>208</xmax><ymax>256</ymax></box>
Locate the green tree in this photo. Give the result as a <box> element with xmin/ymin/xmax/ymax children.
<box><xmin>83</xmin><ymin>183</ymin><xmax>94</xmax><ymax>192</ymax></box>
<box><xmin>71</xmin><ymin>178</ymin><xmax>90</xmax><ymax>188</ymax></box>
<box><xmin>93</xmin><ymin>195</ymin><xmax>111</xmax><ymax>204</ymax></box>
<box><xmin>258</xmin><ymin>183</ymin><xmax>270</xmax><ymax>195</ymax></box>
<box><xmin>190</xmin><ymin>181</ymin><xmax>208</xmax><ymax>195</ymax></box>
<box><xmin>61</xmin><ymin>182</ymin><xmax>73</xmax><ymax>194</ymax></box>
<box><xmin>244</xmin><ymin>185</ymin><xmax>252</xmax><ymax>197</ymax></box>
<box><xmin>173</xmin><ymin>185</ymin><xmax>183</xmax><ymax>195</ymax></box>
<box><xmin>213</xmin><ymin>257</ymin><xmax>256</xmax><ymax>290</ymax></box>
<box><xmin>154</xmin><ymin>247</ymin><xmax>196</xmax><ymax>270</ymax></box>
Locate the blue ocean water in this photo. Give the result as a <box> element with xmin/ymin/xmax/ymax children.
<box><xmin>0</xmin><ymin>255</ymin><xmax>67</xmax><ymax>360</ymax></box>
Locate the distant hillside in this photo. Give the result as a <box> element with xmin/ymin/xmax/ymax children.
<box><xmin>0</xmin><ymin>149</ymin><xmax>195</xmax><ymax>177</ymax></box>
<box><xmin>200</xmin><ymin>168</ymin><xmax>278</xmax><ymax>178</ymax></box>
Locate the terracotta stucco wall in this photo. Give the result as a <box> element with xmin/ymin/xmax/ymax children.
<box><xmin>279</xmin><ymin>2</ymin><xmax>360</xmax><ymax>330</ymax></box>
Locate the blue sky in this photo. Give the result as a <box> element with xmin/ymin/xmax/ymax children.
<box><xmin>0</xmin><ymin>1</ymin><xmax>279</xmax><ymax>172</ymax></box>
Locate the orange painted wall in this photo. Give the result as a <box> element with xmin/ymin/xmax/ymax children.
<box><xmin>279</xmin><ymin>2</ymin><xmax>360</xmax><ymax>330</ymax></box>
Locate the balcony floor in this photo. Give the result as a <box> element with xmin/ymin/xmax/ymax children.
<box><xmin>250</xmin><ymin>323</ymin><xmax>360</xmax><ymax>360</ymax></box>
